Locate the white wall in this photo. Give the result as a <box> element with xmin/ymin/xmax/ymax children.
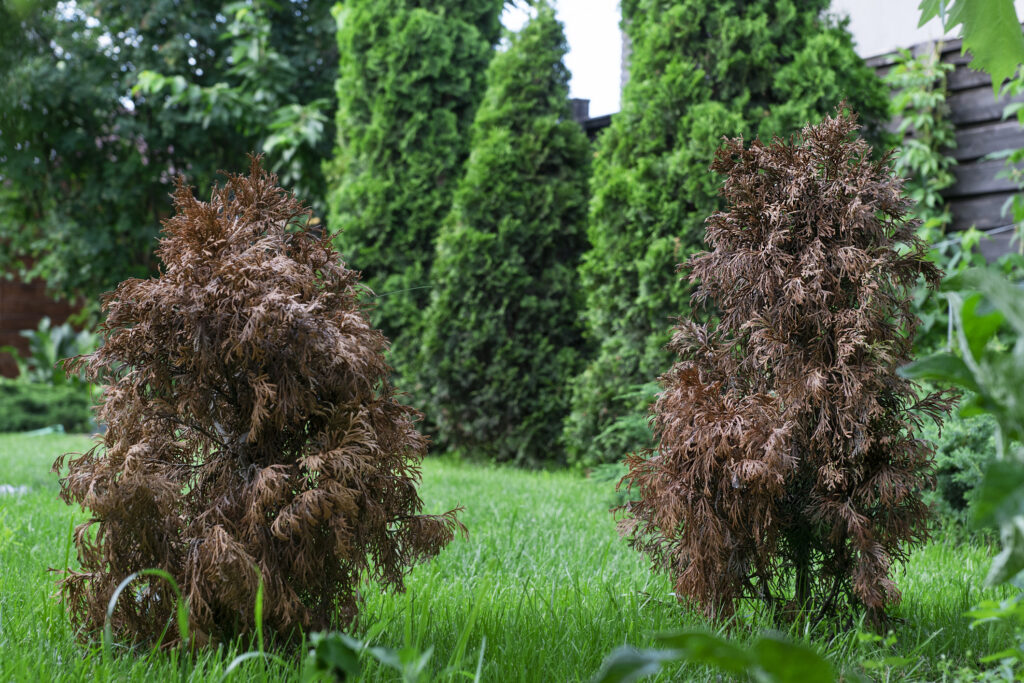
<box><xmin>832</xmin><ymin>0</ymin><xmax>1024</xmax><ymax>59</ymax></box>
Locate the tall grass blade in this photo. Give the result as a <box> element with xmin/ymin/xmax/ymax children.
<box><xmin>255</xmin><ymin>570</ymin><xmax>265</xmax><ymax>654</ymax></box>
<box><xmin>220</xmin><ymin>651</ymin><xmax>287</xmax><ymax>681</ymax></box>
<box><xmin>446</xmin><ymin>583</ymin><xmax>484</xmax><ymax>672</ymax></box>
<box><xmin>103</xmin><ymin>568</ymin><xmax>189</xmax><ymax>667</ymax></box>
<box><xmin>473</xmin><ymin>636</ymin><xmax>486</xmax><ymax>683</ymax></box>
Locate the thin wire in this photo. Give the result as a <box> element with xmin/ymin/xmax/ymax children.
<box><xmin>929</xmin><ymin>223</ymin><xmax>1018</xmax><ymax>251</ymax></box>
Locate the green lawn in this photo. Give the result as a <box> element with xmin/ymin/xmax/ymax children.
<box><xmin>0</xmin><ymin>432</ymin><xmax>1017</xmax><ymax>681</ymax></box>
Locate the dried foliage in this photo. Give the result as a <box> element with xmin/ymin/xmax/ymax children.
<box><xmin>618</xmin><ymin>110</ymin><xmax>957</xmax><ymax>624</ymax></box>
<box><xmin>53</xmin><ymin>159</ymin><xmax>463</xmax><ymax>647</ymax></box>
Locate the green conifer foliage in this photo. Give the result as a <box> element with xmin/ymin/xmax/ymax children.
<box><xmin>324</xmin><ymin>0</ymin><xmax>503</xmax><ymax>381</ymax></box>
<box><xmin>419</xmin><ymin>5</ymin><xmax>590</xmax><ymax>465</ymax></box>
<box><xmin>564</xmin><ymin>0</ymin><xmax>892</xmax><ymax>467</ymax></box>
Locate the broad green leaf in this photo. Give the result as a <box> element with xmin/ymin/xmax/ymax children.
<box><xmin>960</xmin><ymin>292</ymin><xmax>1006</xmax><ymax>360</ymax></box>
<box><xmin>922</xmin><ymin>0</ymin><xmax>1024</xmax><ymax>90</ymax></box>
<box><xmin>979</xmin><ymin>647</ymin><xmax>1023</xmax><ymax>663</ymax></box>
<box><xmin>899</xmin><ymin>353</ymin><xmax>981</xmax><ymax>394</ymax></box>
<box><xmin>655</xmin><ymin>631</ymin><xmax>753</xmax><ymax>675</ymax></box>
<box><xmin>916</xmin><ymin>0</ymin><xmax>944</xmax><ymax>26</ymax></box>
<box><xmin>588</xmin><ymin>647</ymin><xmax>681</xmax><ymax>683</ymax></box>
<box><xmin>955</xmin><ymin>0</ymin><xmax>1024</xmax><ymax>91</ymax></box>
<box><xmin>752</xmin><ymin>633</ymin><xmax>836</xmax><ymax>683</ymax></box>
<box><xmin>964</xmin><ymin>269</ymin><xmax>1024</xmax><ymax>336</ymax></box>
<box><xmin>307</xmin><ymin>631</ymin><xmax>362</xmax><ymax>678</ymax></box>
<box><xmin>986</xmin><ymin>516</ymin><xmax>1024</xmax><ymax>585</ymax></box>
<box><xmin>1003</xmin><ymin>102</ymin><xmax>1024</xmax><ymax>120</ymax></box>
<box><xmin>972</xmin><ymin>460</ymin><xmax>1024</xmax><ymax>526</ymax></box>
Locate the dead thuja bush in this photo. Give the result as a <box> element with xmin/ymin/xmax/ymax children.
<box><xmin>618</xmin><ymin>110</ymin><xmax>957</xmax><ymax>625</ymax></box>
<box><xmin>54</xmin><ymin>158</ymin><xmax>464</xmax><ymax>647</ymax></box>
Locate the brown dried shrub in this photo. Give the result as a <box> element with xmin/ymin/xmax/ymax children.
<box><xmin>617</xmin><ymin>110</ymin><xmax>957</xmax><ymax>624</ymax></box>
<box><xmin>53</xmin><ymin>158</ymin><xmax>463</xmax><ymax>647</ymax></box>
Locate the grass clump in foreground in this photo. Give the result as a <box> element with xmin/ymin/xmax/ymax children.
<box><xmin>0</xmin><ymin>432</ymin><xmax>1017</xmax><ymax>681</ymax></box>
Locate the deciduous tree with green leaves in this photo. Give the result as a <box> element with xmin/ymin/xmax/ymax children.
<box><xmin>0</xmin><ymin>0</ymin><xmax>337</xmax><ymax>302</ymax></box>
<box><xmin>418</xmin><ymin>4</ymin><xmax>590</xmax><ymax>465</ymax></box>
<box><xmin>324</xmin><ymin>0</ymin><xmax>504</xmax><ymax>387</ymax></box>
<box><xmin>563</xmin><ymin>0</ymin><xmax>893</xmax><ymax>467</ymax></box>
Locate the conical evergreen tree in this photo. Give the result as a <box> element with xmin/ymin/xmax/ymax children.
<box><xmin>324</xmin><ymin>0</ymin><xmax>503</xmax><ymax>383</ymax></box>
<box><xmin>419</xmin><ymin>4</ymin><xmax>590</xmax><ymax>466</ymax></box>
<box><xmin>564</xmin><ymin>0</ymin><xmax>892</xmax><ymax>467</ymax></box>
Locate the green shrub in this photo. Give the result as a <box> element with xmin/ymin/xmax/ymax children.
<box><xmin>324</xmin><ymin>0</ymin><xmax>503</xmax><ymax>388</ymax></box>
<box><xmin>417</xmin><ymin>4</ymin><xmax>590</xmax><ymax>465</ymax></box>
<box><xmin>564</xmin><ymin>0</ymin><xmax>892</xmax><ymax>467</ymax></box>
<box><xmin>0</xmin><ymin>379</ymin><xmax>92</xmax><ymax>433</ymax></box>
<box><xmin>919</xmin><ymin>410</ymin><xmax>997</xmax><ymax>527</ymax></box>
<box><xmin>0</xmin><ymin>316</ymin><xmax>97</xmax><ymax>387</ymax></box>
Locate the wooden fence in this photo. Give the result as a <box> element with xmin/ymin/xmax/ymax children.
<box><xmin>0</xmin><ymin>273</ymin><xmax>79</xmax><ymax>377</ymax></box>
<box><xmin>867</xmin><ymin>37</ymin><xmax>1024</xmax><ymax>261</ymax></box>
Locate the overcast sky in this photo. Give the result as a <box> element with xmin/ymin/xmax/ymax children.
<box><xmin>502</xmin><ymin>0</ymin><xmax>622</xmax><ymax>117</ymax></box>
<box><xmin>501</xmin><ymin>1</ymin><xmax>1024</xmax><ymax>119</ymax></box>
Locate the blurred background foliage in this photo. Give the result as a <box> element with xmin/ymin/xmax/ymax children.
<box><xmin>0</xmin><ymin>0</ymin><xmax>337</xmax><ymax>303</ymax></box>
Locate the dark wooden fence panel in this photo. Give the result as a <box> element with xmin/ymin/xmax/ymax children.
<box><xmin>0</xmin><ymin>274</ymin><xmax>80</xmax><ymax>378</ymax></box>
<box><xmin>866</xmin><ymin>37</ymin><xmax>1024</xmax><ymax>250</ymax></box>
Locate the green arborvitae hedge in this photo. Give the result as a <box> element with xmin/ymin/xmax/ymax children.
<box><xmin>0</xmin><ymin>380</ymin><xmax>93</xmax><ymax>433</ymax></box>
<box><xmin>419</xmin><ymin>5</ymin><xmax>591</xmax><ymax>466</ymax></box>
<box><xmin>564</xmin><ymin>0</ymin><xmax>892</xmax><ymax>468</ymax></box>
<box><xmin>324</xmin><ymin>0</ymin><xmax>503</xmax><ymax>386</ymax></box>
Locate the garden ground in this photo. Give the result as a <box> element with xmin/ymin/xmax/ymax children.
<box><xmin>0</xmin><ymin>432</ymin><xmax>1016</xmax><ymax>681</ymax></box>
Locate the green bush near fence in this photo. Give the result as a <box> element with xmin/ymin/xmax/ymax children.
<box><xmin>0</xmin><ymin>379</ymin><xmax>92</xmax><ymax>433</ymax></box>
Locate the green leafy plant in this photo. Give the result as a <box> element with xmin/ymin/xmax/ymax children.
<box><xmin>917</xmin><ymin>0</ymin><xmax>1024</xmax><ymax>91</ymax></box>
<box><xmin>564</xmin><ymin>0</ymin><xmax>893</xmax><ymax>467</ymax></box>
<box><xmin>620</xmin><ymin>110</ymin><xmax>955</xmax><ymax>624</ymax></box>
<box><xmin>885</xmin><ymin>45</ymin><xmax>957</xmax><ymax>243</ymax></box>
<box><xmin>962</xmin><ymin>596</ymin><xmax>1024</xmax><ymax>678</ymax></box>
<box><xmin>0</xmin><ymin>316</ymin><xmax>97</xmax><ymax>387</ymax></box>
<box><xmin>589</xmin><ymin>630</ymin><xmax>836</xmax><ymax>683</ymax></box>
<box><xmin>902</xmin><ymin>268</ymin><xmax>1024</xmax><ymax>586</ymax></box>
<box><xmin>133</xmin><ymin>1</ymin><xmax>332</xmax><ymax>215</ymax></box>
<box><xmin>303</xmin><ymin>629</ymin><xmax>486</xmax><ymax>683</ymax></box>
<box><xmin>417</xmin><ymin>4</ymin><xmax>590</xmax><ymax>465</ymax></box>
